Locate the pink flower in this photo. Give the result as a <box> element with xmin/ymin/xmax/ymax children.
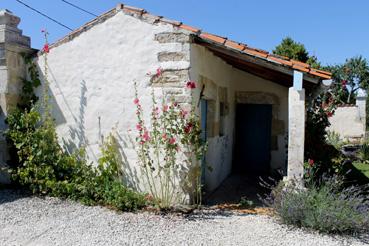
<box><xmin>162</xmin><ymin>133</ymin><xmax>167</xmax><ymax>140</ymax></box>
<box><xmin>308</xmin><ymin>159</ymin><xmax>314</xmax><ymax>167</ymax></box>
<box><xmin>133</xmin><ymin>98</ymin><xmax>139</xmax><ymax>105</ymax></box>
<box><xmin>186</xmin><ymin>81</ymin><xmax>196</xmax><ymax>89</ymax></box>
<box><xmin>136</xmin><ymin>124</ymin><xmax>143</xmax><ymax>131</ymax></box>
<box><xmin>184</xmin><ymin>123</ymin><xmax>193</xmax><ymax>134</ymax></box>
<box><xmin>153</xmin><ymin>107</ymin><xmax>160</xmax><ymax>115</ymax></box>
<box><xmin>169</xmin><ymin>137</ymin><xmax>176</xmax><ymax>145</ymax></box>
<box><xmin>180</xmin><ymin>110</ymin><xmax>188</xmax><ymax>118</ymax></box>
<box><xmin>143</xmin><ymin>131</ymin><xmax>150</xmax><ymax>142</ymax></box>
<box><xmin>43</xmin><ymin>44</ymin><xmax>50</xmax><ymax>53</ymax></box>
<box><xmin>156</xmin><ymin>67</ymin><xmax>163</xmax><ymax>77</ymax></box>
<box><xmin>163</xmin><ymin>105</ymin><xmax>169</xmax><ymax>112</ymax></box>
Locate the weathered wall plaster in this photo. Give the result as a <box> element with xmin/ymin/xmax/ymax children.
<box><xmin>190</xmin><ymin>44</ymin><xmax>289</xmax><ymax>192</ymax></box>
<box><xmin>328</xmin><ymin>106</ymin><xmax>366</xmax><ymax>141</ymax></box>
<box><xmin>35</xmin><ymin>10</ymin><xmax>192</xmax><ymax>195</ymax></box>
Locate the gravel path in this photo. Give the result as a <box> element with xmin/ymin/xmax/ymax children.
<box><xmin>0</xmin><ymin>189</ymin><xmax>367</xmax><ymax>246</ymax></box>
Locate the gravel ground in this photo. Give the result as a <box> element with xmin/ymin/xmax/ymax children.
<box><xmin>0</xmin><ymin>189</ymin><xmax>367</xmax><ymax>246</ymax></box>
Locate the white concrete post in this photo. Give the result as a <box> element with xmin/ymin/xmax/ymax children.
<box><xmin>287</xmin><ymin>71</ymin><xmax>305</xmax><ymax>184</ymax></box>
<box><xmin>0</xmin><ymin>9</ymin><xmax>33</xmax><ymax>183</ymax></box>
<box><xmin>356</xmin><ymin>88</ymin><xmax>367</xmax><ymax>135</ymax></box>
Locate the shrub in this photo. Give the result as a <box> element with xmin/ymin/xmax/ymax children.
<box><xmin>359</xmin><ymin>141</ymin><xmax>369</xmax><ymax>162</ymax></box>
<box><xmin>265</xmin><ymin>177</ymin><xmax>369</xmax><ymax>234</ymax></box>
<box><xmin>5</xmin><ymin>106</ymin><xmax>147</xmax><ymax>211</ymax></box>
<box><xmin>326</xmin><ymin>131</ymin><xmax>346</xmax><ymax>150</ymax></box>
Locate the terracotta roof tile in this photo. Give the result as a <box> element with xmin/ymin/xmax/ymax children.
<box><xmin>225</xmin><ymin>40</ymin><xmax>246</xmax><ymax>51</ymax></box>
<box><xmin>200</xmin><ymin>33</ymin><xmax>227</xmax><ymax>45</ymax></box>
<box><xmin>267</xmin><ymin>55</ymin><xmax>293</xmax><ymax>66</ymax></box>
<box><xmin>160</xmin><ymin>18</ymin><xmax>182</xmax><ymax>26</ymax></box>
<box><xmin>291</xmin><ymin>59</ymin><xmax>310</xmax><ymax>68</ymax></box>
<box><xmin>292</xmin><ymin>64</ymin><xmax>310</xmax><ymax>73</ymax></box>
<box><xmin>243</xmin><ymin>47</ymin><xmax>268</xmax><ymax>58</ymax></box>
<box><xmin>270</xmin><ymin>53</ymin><xmax>290</xmax><ymax>61</ymax></box>
<box><xmin>48</xmin><ymin>2</ymin><xmax>332</xmax><ymax>81</ymax></box>
<box><xmin>310</xmin><ymin>69</ymin><xmax>332</xmax><ymax>79</ymax></box>
<box><xmin>179</xmin><ymin>24</ymin><xmax>200</xmax><ymax>33</ymax></box>
<box><xmin>123</xmin><ymin>5</ymin><xmax>146</xmax><ymax>15</ymax></box>
<box><xmin>142</xmin><ymin>13</ymin><xmax>162</xmax><ymax>23</ymax></box>
<box><xmin>314</xmin><ymin>69</ymin><xmax>332</xmax><ymax>76</ymax></box>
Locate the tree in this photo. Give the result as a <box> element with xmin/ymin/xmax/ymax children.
<box><xmin>273</xmin><ymin>37</ymin><xmax>321</xmax><ymax>68</ymax></box>
<box><xmin>327</xmin><ymin>56</ymin><xmax>369</xmax><ymax>104</ymax></box>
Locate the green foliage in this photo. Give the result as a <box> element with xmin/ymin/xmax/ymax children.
<box><xmin>326</xmin><ymin>56</ymin><xmax>369</xmax><ymax>104</ymax></box>
<box><xmin>273</xmin><ymin>37</ymin><xmax>321</xmax><ymax>68</ymax></box>
<box><xmin>5</xmin><ymin>107</ymin><xmax>146</xmax><ymax>211</ymax></box>
<box><xmin>266</xmin><ymin>177</ymin><xmax>369</xmax><ymax>234</ymax></box>
<box><xmin>19</xmin><ymin>55</ymin><xmax>41</xmax><ymax>109</ymax></box>
<box><xmin>359</xmin><ymin>140</ymin><xmax>369</xmax><ymax>162</ymax></box>
<box><xmin>304</xmin><ymin>93</ymin><xmax>342</xmax><ymax>178</ymax></box>
<box><xmin>353</xmin><ymin>162</ymin><xmax>369</xmax><ymax>179</ymax></box>
<box><xmin>325</xmin><ymin>131</ymin><xmax>346</xmax><ymax>150</ymax></box>
<box><xmin>273</xmin><ymin>37</ymin><xmax>309</xmax><ymax>62</ymax></box>
<box><xmin>6</xmin><ymin>109</ymin><xmax>146</xmax><ymax>210</ymax></box>
<box><xmin>239</xmin><ymin>196</ymin><xmax>255</xmax><ymax>209</ymax></box>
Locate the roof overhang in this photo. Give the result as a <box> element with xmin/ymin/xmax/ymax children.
<box><xmin>194</xmin><ymin>36</ymin><xmax>322</xmax><ymax>89</ymax></box>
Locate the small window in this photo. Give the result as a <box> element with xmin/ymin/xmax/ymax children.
<box><xmin>218</xmin><ymin>87</ymin><xmax>228</xmax><ymax>137</ymax></box>
<box><xmin>219</xmin><ymin>102</ymin><xmax>225</xmax><ymax>136</ymax></box>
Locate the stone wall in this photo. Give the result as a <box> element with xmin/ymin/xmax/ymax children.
<box><xmin>327</xmin><ymin>90</ymin><xmax>367</xmax><ymax>142</ymax></box>
<box><xmin>0</xmin><ymin>9</ymin><xmax>33</xmax><ymax>183</ymax></box>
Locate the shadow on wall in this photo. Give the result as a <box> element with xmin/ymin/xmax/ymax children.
<box><xmin>38</xmin><ymin>64</ymin><xmax>142</xmax><ymax>191</ymax></box>
<box><xmin>113</xmin><ymin>131</ymin><xmax>141</xmax><ymax>191</ymax></box>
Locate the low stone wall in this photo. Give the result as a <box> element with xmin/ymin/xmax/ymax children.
<box><xmin>328</xmin><ymin>105</ymin><xmax>366</xmax><ymax>142</ymax></box>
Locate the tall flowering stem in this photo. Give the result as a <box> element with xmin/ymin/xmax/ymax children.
<box><xmin>41</xmin><ymin>29</ymin><xmax>52</xmax><ymax>122</ymax></box>
<box><xmin>133</xmin><ymin>74</ymin><xmax>207</xmax><ymax>208</ymax></box>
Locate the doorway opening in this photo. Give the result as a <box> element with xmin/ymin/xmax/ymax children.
<box><xmin>234</xmin><ymin>103</ymin><xmax>272</xmax><ymax>174</ymax></box>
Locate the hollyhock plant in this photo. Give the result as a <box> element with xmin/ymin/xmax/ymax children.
<box><xmin>156</xmin><ymin>67</ymin><xmax>163</xmax><ymax>77</ymax></box>
<box><xmin>43</xmin><ymin>44</ymin><xmax>50</xmax><ymax>53</ymax></box>
<box><xmin>186</xmin><ymin>81</ymin><xmax>196</xmax><ymax>89</ymax></box>
<box><xmin>169</xmin><ymin>137</ymin><xmax>176</xmax><ymax>145</ymax></box>
<box><xmin>133</xmin><ymin>77</ymin><xmax>206</xmax><ymax>208</ymax></box>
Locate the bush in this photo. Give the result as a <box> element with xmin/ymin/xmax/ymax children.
<box><xmin>5</xmin><ymin>107</ymin><xmax>147</xmax><ymax>211</ymax></box>
<box><xmin>266</xmin><ymin>177</ymin><xmax>369</xmax><ymax>234</ymax></box>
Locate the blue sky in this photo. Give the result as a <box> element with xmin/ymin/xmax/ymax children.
<box><xmin>2</xmin><ymin>0</ymin><xmax>369</xmax><ymax>66</ymax></box>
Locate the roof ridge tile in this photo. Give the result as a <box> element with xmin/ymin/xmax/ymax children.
<box><xmin>47</xmin><ymin>2</ymin><xmax>332</xmax><ymax>80</ymax></box>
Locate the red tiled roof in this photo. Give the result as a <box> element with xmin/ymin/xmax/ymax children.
<box><xmin>49</xmin><ymin>3</ymin><xmax>332</xmax><ymax>80</ymax></box>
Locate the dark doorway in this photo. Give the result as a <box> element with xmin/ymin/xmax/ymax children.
<box><xmin>234</xmin><ymin>104</ymin><xmax>272</xmax><ymax>174</ymax></box>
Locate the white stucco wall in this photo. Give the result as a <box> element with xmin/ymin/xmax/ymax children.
<box><xmin>190</xmin><ymin>44</ymin><xmax>289</xmax><ymax>192</ymax></box>
<box><xmin>34</xmin><ymin>9</ymin><xmax>289</xmax><ymax>196</ymax></box>
<box><xmin>328</xmin><ymin>106</ymin><xmax>366</xmax><ymax>141</ymax></box>
<box><xmin>35</xmin><ymin>11</ymin><xmax>192</xmax><ymax>193</ymax></box>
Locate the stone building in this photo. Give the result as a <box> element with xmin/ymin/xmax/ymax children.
<box><xmin>0</xmin><ymin>4</ymin><xmax>332</xmax><ymax>196</ymax></box>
